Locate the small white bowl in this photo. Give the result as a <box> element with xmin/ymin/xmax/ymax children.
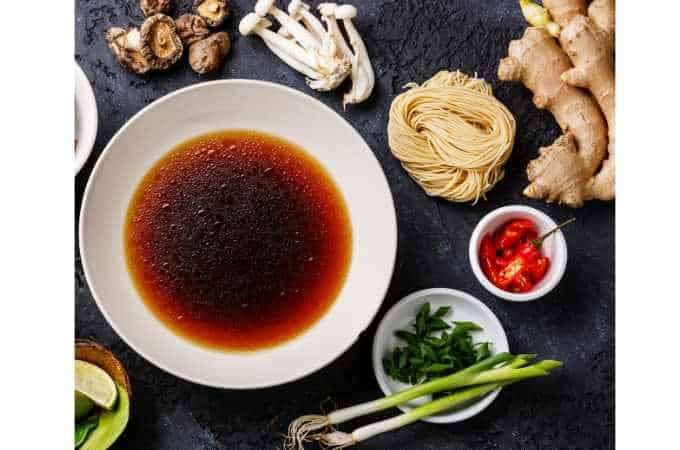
<box><xmin>372</xmin><ymin>288</ymin><xmax>509</xmax><ymax>424</ymax></box>
<box><xmin>75</xmin><ymin>62</ymin><xmax>98</xmax><ymax>174</ymax></box>
<box><xmin>469</xmin><ymin>205</ymin><xmax>568</xmax><ymax>302</ymax></box>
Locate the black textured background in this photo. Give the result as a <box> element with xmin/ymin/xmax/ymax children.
<box><xmin>75</xmin><ymin>1</ymin><xmax>614</xmax><ymax>448</ymax></box>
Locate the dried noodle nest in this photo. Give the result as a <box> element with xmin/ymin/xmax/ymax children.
<box><xmin>388</xmin><ymin>70</ymin><xmax>517</xmax><ymax>203</ymax></box>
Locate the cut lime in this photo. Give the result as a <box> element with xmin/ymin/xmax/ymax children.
<box><xmin>75</xmin><ymin>390</ymin><xmax>95</xmax><ymax>421</ymax></box>
<box><xmin>80</xmin><ymin>385</ymin><xmax>130</xmax><ymax>450</ymax></box>
<box><xmin>75</xmin><ymin>360</ymin><xmax>118</xmax><ymax>410</ymax></box>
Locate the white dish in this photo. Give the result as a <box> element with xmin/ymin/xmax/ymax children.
<box><xmin>75</xmin><ymin>62</ymin><xmax>98</xmax><ymax>174</ymax></box>
<box><xmin>469</xmin><ymin>205</ymin><xmax>568</xmax><ymax>302</ymax></box>
<box><xmin>372</xmin><ymin>288</ymin><xmax>509</xmax><ymax>424</ymax></box>
<box><xmin>79</xmin><ymin>80</ymin><xmax>398</xmax><ymax>389</ymax></box>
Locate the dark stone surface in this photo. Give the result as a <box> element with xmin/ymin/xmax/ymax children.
<box><xmin>75</xmin><ymin>1</ymin><xmax>614</xmax><ymax>449</ymax></box>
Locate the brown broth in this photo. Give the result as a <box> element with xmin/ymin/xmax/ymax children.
<box><xmin>125</xmin><ymin>130</ymin><xmax>352</xmax><ymax>351</ymax></box>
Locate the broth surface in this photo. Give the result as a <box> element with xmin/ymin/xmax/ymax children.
<box><xmin>125</xmin><ymin>130</ymin><xmax>352</xmax><ymax>350</ymax></box>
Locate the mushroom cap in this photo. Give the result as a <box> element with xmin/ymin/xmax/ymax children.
<box><xmin>105</xmin><ymin>27</ymin><xmax>153</xmax><ymax>74</ymax></box>
<box><xmin>239</xmin><ymin>12</ymin><xmax>271</xmax><ymax>35</ymax></box>
<box><xmin>193</xmin><ymin>0</ymin><xmax>229</xmax><ymax>27</ymax></box>
<box><xmin>188</xmin><ymin>31</ymin><xmax>231</xmax><ymax>74</ymax></box>
<box><xmin>335</xmin><ymin>4</ymin><xmax>357</xmax><ymax>19</ymax></box>
<box><xmin>288</xmin><ymin>0</ymin><xmax>310</xmax><ymax>18</ymax></box>
<box><xmin>176</xmin><ymin>13</ymin><xmax>210</xmax><ymax>46</ymax></box>
<box><xmin>318</xmin><ymin>2</ymin><xmax>339</xmax><ymax>17</ymax></box>
<box><xmin>140</xmin><ymin>0</ymin><xmax>173</xmax><ymax>17</ymax></box>
<box><xmin>140</xmin><ymin>14</ymin><xmax>183</xmax><ymax>70</ymax></box>
<box><xmin>254</xmin><ymin>0</ymin><xmax>276</xmax><ymax>17</ymax></box>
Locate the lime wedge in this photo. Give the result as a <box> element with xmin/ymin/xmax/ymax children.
<box><xmin>75</xmin><ymin>390</ymin><xmax>95</xmax><ymax>421</ymax></box>
<box><xmin>75</xmin><ymin>360</ymin><xmax>118</xmax><ymax>410</ymax></box>
<box><xmin>80</xmin><ymin>385</ymin><xmax>129</xmax><ymax>450</ymax></box>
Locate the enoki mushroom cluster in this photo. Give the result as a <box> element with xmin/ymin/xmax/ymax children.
<box><xmin>388</xmin><ymin>71</ymin><xmax>516</xmax><ymax>204</ymax></box>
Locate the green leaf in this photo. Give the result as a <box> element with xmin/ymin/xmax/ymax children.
<box><xmin>422</xmin><ymin>363</ymin><xmax>454</xmax><ymax>373</ymax></box>
<box><xmin>416</xmin><ymin>303</ymin><xmax>431</xmax><ymax>336</ymax></box>
<box><xmin>398</xmin><ymin>349</ymin><xmax>408</xmax><ymax>369</ymax></box>
<box><xmin>395</xmin><ymin>330</ymin><xmax>418</xmax><ymax>346</ymax></box>
<box><xmin>418</xmin><ymin>302</ymin><xmax>431</xmax><ymax>320</ymax></box>
<box><xmin>433</xmin><ymin>306</ymin><xmax>451</xmax><ymax>317</ymax></box>
<box><xmin>383</xmin><ymin>303</ymin><xmax>490</xmax><ymax>385</ymax></box>
<box><xmin>452</xmin><ymin>321</ymin><xmax>484</xmax><ymax>334</ymax></box>
<box><xmin>475</xmin><ymin>342</ymin><xmax>491</xmax><ymax>362</ymax></box>
<box><xmin>75</xmin><ymin>415</ymin><xmax>99</xmax><ymax>447</ymax></box>
<box><xmin>426</xmin><ymin>317</ymin><xmax>451</xmax><ymax>331</ymax></box>
<box><xmin>423</xmin><ymin>336</ymin><xmax>443</xmax><ymax>347</ymax></box>
<box><xmin>409</xmin><ymin>357</ymin><xmax>424</xmax><ymax>367</ymax></box>
<box><xmin>419</xmin><ymin>343</ymin><xmax>437</xmax><ymax>361</ymax></box>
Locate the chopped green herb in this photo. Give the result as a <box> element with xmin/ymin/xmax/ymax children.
<box><xmin>383</xmin><ymin>302</ymin><xmax>490</xmax><ymax>384</ymax></box>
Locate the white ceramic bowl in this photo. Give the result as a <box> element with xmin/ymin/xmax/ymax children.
<box><xmin>469</xmin><ymin>205</ymin><xmax>568</xmax><ymax>302</ymax></box>
<box><xmin>75</xmin><ymin>62</ymin><xmax>98</xmax><ymax>174</ymax></box>
<box><xmin>372</xmin><ymin>288</ymin><xmax>509</xmax><ymax>423</ymax></box>
<box><xmin>79</xmin><ymin>80</ymin><xmax>398</xmax><ymax>389</ymax></box>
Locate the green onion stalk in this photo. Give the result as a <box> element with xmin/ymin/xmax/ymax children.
<box><xmin>283</xmin><ymin>354</ymin><xmax>560</xmax><ymax>450</ymax></box>
<box><xmin>311</xmin><ymin>359</ymin><xmax>562</xmax><ymax>449</ymax></box>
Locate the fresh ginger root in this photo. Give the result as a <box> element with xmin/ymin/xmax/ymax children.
<box><xmin>558</xmin><ymin>14</ymin><xmax>615</xmax><ymax>200</ymax></box>
<box><xmin>501</xmin><ymin>0</ymin><xmax>615</xmax><ymax>206</ymax></box>
<box><xmin>542</xmin><ymin>0</ymin><xmax>587</xmax><ymax>28</ymax></box>
<box><xmin>519</xmin><ymin>0</ymin><xmax>561</xmax><ymax>37</ymax></box>
<box><xmin>498</xmin><ymin>26</ymin><xmax>607</xmax><ymax>207</ymax></box>
<box><xmin>588</xmin><ymin>0</ymin><xmax>615</xmax><ymax>40</ymax></box>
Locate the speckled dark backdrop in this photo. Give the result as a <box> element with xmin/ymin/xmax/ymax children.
<box><xmin>75</xmin><ymin>1</ymin><xmax>614</xmax><ymax>448</ymax></box>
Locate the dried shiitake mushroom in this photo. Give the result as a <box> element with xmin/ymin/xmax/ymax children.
<box><xmin>140</xmin><ymin>14</ymin><xmax>183</xmax><ymax>70</ymax></box>
<box><xmin>193</xmin><ymin>0</ymin><xmax>229</xmax><ymax>27</ymax></box>
<box><xmin>176</xmin><ymin>13</ymin><xmax>210</xmax><ymax>46</ymax></box>
<box><xmin>105</xmin><ymin>27</ymin><xmax>152</xmax><ymax>74</ymax></box>
<box><xmin>139</xmin><ymin>0</ymin><xmax>173</xmax><ymax>17</ymax></box>
<box><xmin>188</xmin><ymin>31</ymin><xmax>231</xmax><ymax>74</ymax></box>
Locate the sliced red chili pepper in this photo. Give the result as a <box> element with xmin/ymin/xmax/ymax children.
<box><xmin>479</xmin><ymin>234</ymin><xmax>497</xmax><ymax>279</ymax></box>
<box><xmin>528</xmin><ymin>257</ymin><xmax>550</xmax><ymax>282</ymax></box>
<box><xmin>482</xmin><ymin>219</ymin><xmax>551</xmax><ymax>293</ymax></box>
<box><xmin>492</xmin><ymin>272</ymin><xmax>513</xmax><ymax>290</ymax></box>
<box><xmin>507</xmin><ymin>219</ymin><xmax>534</xmax><ymax>233</ymax></box>
<box><xmin>512</xmin><ymin>273</ymin><xmax>534</xmax><ymax>293</ymax></box>
<box><xmin>498</xmin><ymin>256</ymin><xmax>526</xmax><ymax>281</ymax></box>
<box><xmin>495</xmin><ymin>219</ymin><xmax>534</xmax><ymax>250</ymax></box>
<box><xmin>495</xmin><ymin>249</ymin><xmax>514</xmax><ymax>268</ymax></box>
<box><xmin>516</xmin><ymin>241</ymin><xmax>540</xmax><ymax>262</ymax></box>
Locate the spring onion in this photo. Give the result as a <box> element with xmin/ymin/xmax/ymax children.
<box><xmin>284</xmin><ymin>354</ymin><xmax>561</xmax><ymax>449</ymax></box>
<box><xmin>310</xmin><ymin>359</ymin><xmax>562</xmax><ymax>449</ymax></box>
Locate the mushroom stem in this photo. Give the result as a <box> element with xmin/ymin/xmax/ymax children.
<box><xmin>318</xmin><ymin>3</ymin><xmax>353</xmax><ymax>59</ymax></box>
<box><xmin>255</xmin><ymin>0</ymin><xmax>320</xmax><ymax>50</ymax></box>
<box><xmin>239</xmin><ymin>13</ymin><xmax>317</xmax><ymax>68</ymax></box>
<box><xmin>333</xmin><ymin>4</ymin><xmax>376</xmax><ymax>105</ymax></box>
<box><xmin>264</xmin><ymin>39</ymin><xmax>321</xmax><ymax>80</ymax></box>
<box><xmin>288</xmin><ymin>0</ymin><xmax>327</xmax><ymax>42</ymax></box>
<box><xmin>241</xmin><ymin>6</ymin><xmax>351</xmax><ymax>92</ymax></box>
<box><xmin>267</xmin><ymin>27</ymin><xmax>322</xmax><ymax>80</ymax></box>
